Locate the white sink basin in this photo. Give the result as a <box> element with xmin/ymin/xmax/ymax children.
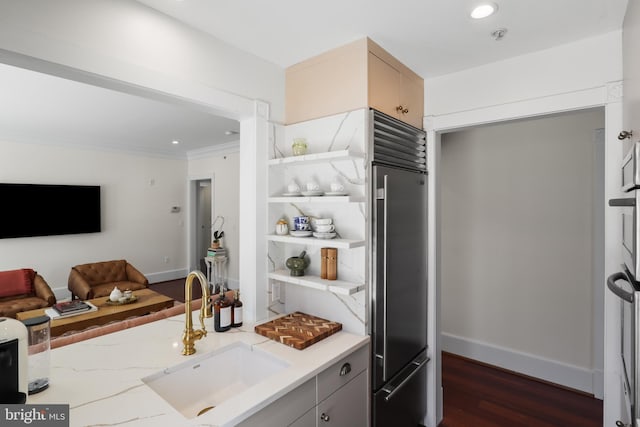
<box><xmin>142</xmin><ymin>341</ymin><xmax>289</xmax><ymax>419</ymax></box>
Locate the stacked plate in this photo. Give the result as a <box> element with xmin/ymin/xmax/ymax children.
<box><xmin>313</xmin><ymin>232</ymin><xmax>336</xmax><ymax>239</ymax></box>
<box><xmin>301</xmin><ymin>190</ymin><xmax>324</xmax><ymax>196</ymax></box>
<box><xmin>290</xmin><ymin>230</ymin><xmax>312</xmax><ymax>237</ymax></box>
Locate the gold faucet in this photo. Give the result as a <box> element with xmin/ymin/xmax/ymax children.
<box><xmin>181</xmin><ymin>270</ymin><xmax>212</xmax><ymax>355</ymax></box>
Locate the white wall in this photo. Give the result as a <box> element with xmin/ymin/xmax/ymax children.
<box><xmin>440</xmin><ymin>110</ymin><xmax>603</xmax><ymax>389</ymax></box>
<box><xmin>425</xmin><ymin>31</ymin><xmax>622</xmax><ymax>119</ymax></box>
<box><xmin>623</xmin><ymin>0</ymin><xmax>640</xmax><ymax>154</ymax></box>
<box><xmin>273</xmin><ymin>110</ymin><xmax>368</xmax><ymax>335</ymax></box>
<box><xmin>0</xmin><ymin>0</ymin><xmax>279</xmax><ymax>323</ymax></box>
<box><xmin>188</xmin><ymin>149</ymin><xmax>240</xmax><ymax>284</ymax></box>
<box><xmin>425</xmin><ymin>29</ymin><xmax>623</xmax><ymax>426</ymax></box>
<box><xmin>0</xmin><ymin>0</ymin><xmax>284</xmax><ymax>122</ymax></box>
<box><xmin>0</xmin><ymin>139</ymin><xmax>187</xmax><ymax>299</ymax></box>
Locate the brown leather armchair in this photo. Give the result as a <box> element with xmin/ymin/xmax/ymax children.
<box><xmin>68</xmin><ymin>260</ymin><xmax>149</xmax><ymax>300</ymax></box>
<box><xmin>0</xmin><ymin>269</ymin><xmax>56</xmax><ymax>318</ymax></box>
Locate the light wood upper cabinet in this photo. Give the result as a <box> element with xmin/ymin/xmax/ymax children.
<box><xmin>367</xmin><ymin>41</ymin><xmax>424</xmax><ymax>129</ymax></box>
<box><xmin>286</xmin><ymin>38</ymin><xmax>424</xmax><ymax>129</ymax></box>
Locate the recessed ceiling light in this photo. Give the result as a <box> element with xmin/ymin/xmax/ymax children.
<box><xmin>171</xmin><ymin>140</ymin><xmax>180</xmax><ymax>145</ymax></box>
<box><xmin>471</xmin><ymin>3</ymin><xmax>498</xmax><ymax>19</ymax></box>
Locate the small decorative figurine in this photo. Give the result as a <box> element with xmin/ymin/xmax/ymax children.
<box><xmin>109</xmin><ymin>287</ymin><xmax>123</xmax><ymax>302</ymax></box>
<box><xmin>285</xmin><ymin>251</ymin><xmax>310</xmax><ymax>276</ymax></box>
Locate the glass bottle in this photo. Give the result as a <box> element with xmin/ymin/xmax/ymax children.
<box><xmin>213</xmin><ymin>287</ymin><xmax>231</xmax><ymax>332</ymax></box>
<box><xmin>212</xmin><ymin>255</ymin><xmax>228</xmax><ymax>295</ymax></box>
<box><xmin>232</xmin><ymin>290</ymin><xmax>243</xmax><ymax>327</ymax></box>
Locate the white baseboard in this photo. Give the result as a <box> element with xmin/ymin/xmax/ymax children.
<box><xmin>146</xmin><ymin>268</ymin><xmax>188</xmax><ymax>284</ymax></box>
<box><xmin>442</xmin><ymin>333</ymin><xmax>598</xmax><ymax>395</ymax></box>
<box><xmin>592</xmin><ymin>368</ymin><xmax>604</xmax><ymax>399</ymax></box>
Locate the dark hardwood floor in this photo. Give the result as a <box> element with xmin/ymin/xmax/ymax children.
<box><xmin>149</xmin><ymin>277</ymin><xmax>195</xmax><ymax>303</ymax></box>
<box><xmin>150</xmin><ymin>280</ymin><xmax>603</xmax><ymax>427</ymax></box>
<box><xmin>441</xmin><ymin>352</ymin><xmax>603</xmax><ymax>427</ymax></box>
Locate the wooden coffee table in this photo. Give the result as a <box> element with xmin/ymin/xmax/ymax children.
<box><xmin>16</xmin><ymin>288</ymin><xmax>175</xmax><ymax>337</ymax></box>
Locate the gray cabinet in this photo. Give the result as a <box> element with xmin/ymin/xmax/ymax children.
<box><xmin>238</xmin><ymin>344</ymin><xmax>369</xmax><ymax>427</ymax></box>
<box><xmin>317</xmin><ymin>345</ymin><xmax>369</xmax><ymax>402</ymax></box>
<box><xmin>317</xmin><ymin>370</ymin><xmax>367</xmax><ymax>427</ymax></box>
<box><xmin>290</xmin><ymin>408</ymin><xmax>317</xmax><ymax>427</ymax></box>
<box><xmin>237</xmin><ymin>377</ymin><xmax>315</xmax><ymax>427</ymax></box>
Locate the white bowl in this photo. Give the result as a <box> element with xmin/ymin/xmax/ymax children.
<box><xmin>313</xmin><ymin>232</ymin><xmax>336</xmax><ymax>239</ymax></box>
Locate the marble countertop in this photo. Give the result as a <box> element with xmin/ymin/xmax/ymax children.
<box><xmin>28</xmin><ymin>312</ymin><xmax>370</xmax><ymax>426</ymax></box>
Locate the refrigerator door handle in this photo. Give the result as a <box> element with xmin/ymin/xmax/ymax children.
<box><xmin>607</xmin><ymin>271</ymin><xmax>634</xmax><ymax>303</ymax></box>
<box><xmin>382</xmin><ymin>174</ymin><xmax>389</xmax><ymax>379</ymax></box>
<box><xmin>609</xmin><ymin>198</ymin><xmax>636</xmax><ymax>207</ymax></box>
<box><xmin>381</xmin><ymin>353</ymin><xmax>429</xmax><ymax>402</ymax></box>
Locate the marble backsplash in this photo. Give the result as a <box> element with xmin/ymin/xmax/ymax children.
<box><xmin>267</xmin><ymin>108</ymin><xmax>370</xmax><ymax>335</ymax></box>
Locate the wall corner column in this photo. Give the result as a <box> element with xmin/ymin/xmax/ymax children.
<box><xmin>239</xmin><ymin>100</ymin><xmax>270</xmax><ymax>323</ymax></box>
<box><xmin>424</xmin><ymin>115</ymin><xmax>442</xmax><ymax>427</ymax></box>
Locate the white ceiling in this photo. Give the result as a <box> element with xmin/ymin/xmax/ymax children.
<box><xmin>0</xmin><ymin>63</ymin><xmax>240</xmax><ymax>158</ymax></box>
<box><xmin>1</xmin><ymin>0</ymin><xmax>628</xmax><ymax>157</ymax></box>
<box><xmin>136</xmin><ymin>0</ymin><xmax>628</xmax><ymax>79</ymax></box>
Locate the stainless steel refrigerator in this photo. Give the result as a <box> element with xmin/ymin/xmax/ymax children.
<box><xmin>369</xmin><ymin>110</ymin><xmax>429</xmax><ymax>427</ymax></box>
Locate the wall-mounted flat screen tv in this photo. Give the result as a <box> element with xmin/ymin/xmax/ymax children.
<box><xmin>0</xmin><ymin>183</ymin><xmax>101</xmax><ymax>239</ymax></box>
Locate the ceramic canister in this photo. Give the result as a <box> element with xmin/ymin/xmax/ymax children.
<box><xmin>275</xmin><ymin>220</ymin><xmax>289</xmax><ymax>235</ymax></box>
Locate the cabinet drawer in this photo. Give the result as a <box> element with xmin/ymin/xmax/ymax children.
<box><xmin>290</xmin><ymin>406</ymin><xmax>316</xmax><ymax>427</ymax></box>
<box><xmin>317</xmin><ymin>370</ymin><xmax>368</xmax><ymax>427</ymax></box>
<box><xmin>317</xmin><ymin>345</ymin><xmax>369</xmax><ymax>402</ymax></box>
<box><xmin>237</xmin><ymin>378</ymin><xmax>316</xmax><ymax>427</ymax></box>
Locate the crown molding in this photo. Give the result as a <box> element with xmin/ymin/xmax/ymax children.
<box><xmin>187</xmin><ymin>140</ymin><xmax>240</xmax><ymax>160</ymax></box>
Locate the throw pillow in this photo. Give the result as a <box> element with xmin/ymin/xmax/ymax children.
<box><xmin>0</xmin><ymin>269</ymin><xmax>35</xmax><ymax>298</ymax></box>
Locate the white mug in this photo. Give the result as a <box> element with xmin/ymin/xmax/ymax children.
<box><xmin>330</xmin><ymin>181</ymin><xmax>344</xmax><ymax>192</ymax></box>
<box><xmin>314</xmin><ymin>224</ymin><xmax>335</xmax><ymax>233</ymax></box>
<box><xmin>306</xmin><ymin>181</ymin><xmax>320</xmax><ymax>191</ymax></box>
<box><xmin>287</xmin><ymin>181</ymin><xmax>300</xmax><ymax>193</ymax></box>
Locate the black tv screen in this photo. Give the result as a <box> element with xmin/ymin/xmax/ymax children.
<box><xmin>0</xmin><ymin>183</ymin><xmax>101</xmax><ymax>239</ymax></box>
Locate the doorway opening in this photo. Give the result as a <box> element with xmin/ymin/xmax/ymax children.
<box><xmin>439</xmin><ymin>107</ymin><xmax>605</xmax><ymax>397</ymax></box>
<box><xmin>194</xmin><ymin>179</ymin><xmax>213</xmax><ymax>273</ymax></box>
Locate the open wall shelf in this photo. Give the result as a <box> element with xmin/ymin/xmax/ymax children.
<box><xmin>267</xmin><ymin>234</ymin><xmax>365</xmax><ymax>249</ymax></box>
<box><xmin>268</xmin><ymin>149</ymin><xmax>365</xmax><ymax>167</ymax></box>
<box><xmin>269</xmin><ymin>270</ymin><xmax>365</xmax><ymax>296</ymax></box>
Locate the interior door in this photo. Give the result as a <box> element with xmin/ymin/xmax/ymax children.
<box><xmin>196</xmin><ymin>180</ymin><xmax>212</xmax><ymax>268</ymax></box>
<box><xmin>372</xmin><ymin>164</ymin><xmax>427</xmax><ymax>388</ymax></box>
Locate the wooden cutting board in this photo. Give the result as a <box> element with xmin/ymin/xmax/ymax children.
<box><xmin>254</xmin><ymin>312</ymin><xmax>342</xmax><ymax>350</ymax></box>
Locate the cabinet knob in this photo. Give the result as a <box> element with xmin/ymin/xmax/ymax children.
<box><xmin>339</xmin><ymin>362</ymin><xmax>352</xmax><ymax>376</ymax></box>
<box><xmin>395</xmin><ymin>105</ymin><xmax>409</xmax><ymax>115</ymax></box>
<box><xmin>320</xmin><ymin>413</ymin><xmax>330</xmax><ymax>422</ymax></box>
<box><xmin>618</xmin><ymin>130</ymin><xmax>633</xmax><ymax>140</ymax></box>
